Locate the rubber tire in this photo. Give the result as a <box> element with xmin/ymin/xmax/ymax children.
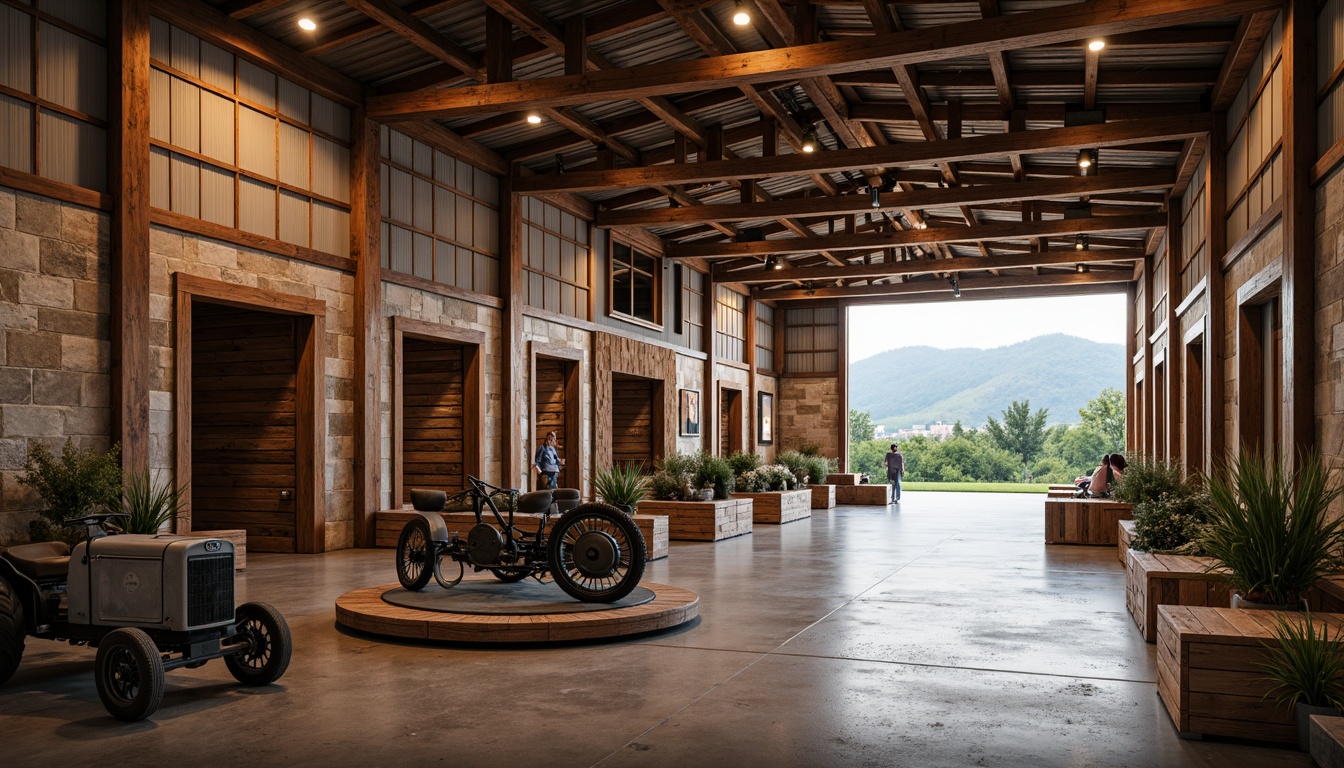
<box><xmin>224</xmin><ymin>602</ymin><xmax>292</xmax><ymax>686</ymax></box>
<box><xmin>94</xmin><ymin>628</ymin><xmax>164</xmax><ymax>722</ymax></box>
<box><xmin>489</xmin><ymin>567</ymin><xmax>530</xmax><ymax>583</ymax></box>
<box><xmin>396</xmin><ymin>516</ymin><xmax>435</xmax><ymax>591</ymax></box>
<box><xmin>0</xmin><ymin>577</ymin><xmax>25</xmax><ymax>686</ymax></box>
<box><xmin>548</xmin><ymin>502</ymin><xmax>647</xmax><ymax>603</ymax></box>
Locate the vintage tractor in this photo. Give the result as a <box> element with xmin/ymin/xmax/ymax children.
<box><xmin>0</xmin><ymin>512</ymin><xmax>291</xmax><ymax>721</ymax></box>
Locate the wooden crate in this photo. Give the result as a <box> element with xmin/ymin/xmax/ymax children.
<box><xmin>1125</xmin><ymin>551</ymin><xmax>1231</xmax><ymax>642</ymax></box>
<box><xmin>1117</xmin><ymin>519</ymin><xmax>1136</xmax><ymax>564</ymax></box>
<box><xmin>733</xmin><ymin>490</ymin><xmax>812</xmax><ymax>524</ymax></box>
<box><xmin>825</xmin><ymin>473</ymin><xmax>862</xmax><ymax>486</ymax></box>
<box><xmin>1317</xmin><ymin>577</ymin><xmax>1344</xmax><ymax>612</ymax></box>
<box><xmin>1043</xmin><ymin>498</ymin><xmax>1133</xmax><ymax>545</ymax></box>
<box><xmin>181</xmin><ymin>529</ymin><xmax>247</xmax><ymax>570</ymax></box>
<box><xmin>836</xmin><ymin>484</ymin><xmax>889</xmax><ymax>505</ymax></box>
<box><xmin>636</xmin><ymin>499</ymin><xmax>753</xmax><ymax>542</ymax></box>
<box><xmin>1156</xmin><ymin>606</ymin><xmax>1344</xmax><ymax>743</ymax></box>
<box><xmin>808</xmin><ymin>484</ymin><xmax>836</xmax><ymax>509</ymax></box>
<box><xmin>374</xmin><ymin>509</ymin><xmax>670</xmax><ymax>560</ymax></box>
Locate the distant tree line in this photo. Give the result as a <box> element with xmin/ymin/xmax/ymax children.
<box><xmin>849</xmin><ymin>388</ymin><xmax>1126</xmax><ymax>484</ymax></box>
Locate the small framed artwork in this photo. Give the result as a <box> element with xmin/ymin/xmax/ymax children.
<box><xmin>757</xmin><ymin>391</ymin><xmax>774</xmax><ymax>445</ymax></box>
<box><xmin>679</xmin><ymin>388</ymin><xmax>701</xmax><ymax>437</ymax></box>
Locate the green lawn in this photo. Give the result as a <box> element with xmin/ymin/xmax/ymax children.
<box><xmin>901</xmin><ymin>482</ymin><xmax>1053</xmax><ymax>494</ymax></box>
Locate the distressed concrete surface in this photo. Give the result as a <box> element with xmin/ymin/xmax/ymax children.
<box><xmin>0</xmin><ymin>492</ymin><xmax>1308</xmax><ymax>767</ymax></box>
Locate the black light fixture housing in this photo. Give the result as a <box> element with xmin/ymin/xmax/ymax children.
<box><xmin>1074</xmin><ymin>233</ymin><xmax>1089</xmax><ymax>251</ymax></box>
<box><xmin>950</xmin><ymin>276</ymin><xmax>961</xmax><ymax>298</ymax></box>
<box><xmin>870</xmin><ymin>187</ymin><xmax>881</xmax><ymax>209</ymax></box>
<box><xmin>764</xmin><ymin>254</ymin><xmax>782</xmax><ymax>270</ymax></box>
<box><xmin>800</xmin><ymin>129</ymin><xmax>818</xmax><ymax>153</ymax></box>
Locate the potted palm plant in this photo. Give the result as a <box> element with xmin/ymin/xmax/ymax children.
<box><xmin>1201</xmin><ymin>448</ymin><xmax>1344</xmax><ymax>609</ymax></box>
<box><xmin>591</xmin><ymin>463</ymin><xmax>648</xmax><ymax>515</ymax></box>
<box><xmin>121</xmin><ymin>470</ymin><xmax>188</xmax><ymax>535</ymax></box>
<box><xmin>1256</xmin><ymin>610</ymin><xmax>1344</xmax><ymax>751</ymax></box>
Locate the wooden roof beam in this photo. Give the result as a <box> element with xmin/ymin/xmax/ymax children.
<box><xmin>722</xmin><ymin>248</ymin><xmax>1146</xmax><ymax>283</ymax></box>
<box><xmin>1211</xmin><ymin>10</ymin><xmax>1282</xmax><ymax>111</ymax></box>
<box><xmin>847</xmin><ymin>101</ymin><xmax>1204</xmax><ymax>124</ymax></box>
<box><xmin>219</xmin><ymin>0</ymin><xmax>289</xmax><ymax>19</ymax></box>
<box><xmin>367</xmin><ymin>0</ymin><xmax>1277</xmax><ymax>120</ymax></box>
<box><xmin>792</xmin><ymin>281</ymin><xmax>1128</xmax><ymax>306</ymax></box>
<box><xmin>831</xmin><ymin>68</ymin><xmax>1222</xmax><ymax>89</ymax></box>
<box><xmin>300</xmin><ymin>0</ymin><xmax>469</xmax><ymax>57</ymax></box>
<box><xmin>760</xmin><ymin>270</ymin><xmax>1133</xmax><ymax>300</ymax></box>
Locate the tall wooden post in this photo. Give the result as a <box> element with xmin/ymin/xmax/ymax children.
<box><xmin>838</xmin><ymin>302</ymin><xmax>849</xmax><ymax>472</ymax></box>
<box><xmin>351</xmin><ymin>112</ymin><xmax>382</xmax><ymax>547</ymax></box>
<box><xmin>501</xmin><ymin>171</ymin><xmax>524</xmax><ymax>487</ymax></box>
<box><xmin>1125</xmin><ymin>282</ymin><xmax>1137</xmax><ymax>454</ymax></box>
<box><xmin>745</xmin><ymin>297</ymin><xmax>757</xmax><ymax>455</ymax></box>
<box><xmin>1207</xmin><ymin>116</ymin><xmax>1228</xmax><ymax>470</ymax></box>
<box><xmin>1141</xmin><ymin>254</ymin><xmax>1155</xmax><ymax>457</ymax></box>
<box><xmin>703</xmin><ymin>275</ymin><xmax>717</xmax><ymax>455</ymax></box>
<box><xmin>1282</xmin><ymin>0</ymin><xmax>1317</xmax><ymax>459</ymax></box>
<box><xmin>1165</xmin><ymin>200</ymin><xmax>1183</xmax><ymax>466</ymax></box>
<box><xmin>110</xmin><ymin>0</ymin><xmax>151</xmax><ymax>474</ymax></box>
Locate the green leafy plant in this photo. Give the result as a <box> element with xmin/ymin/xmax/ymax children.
<box><xmin>1201</xmin><ymin>448</ymin><xmax>1344</xmax><ymax>606</ymax></box>
<box><xmin>1113</xmin><ymin>454</ymin><xmax>1188</xmax><ymax>507</ymax></box>
<box><xmin>20</xmin><ymin>440</ymin><xmax>123</xmax><ymax>541</ymax></box>
<box><xmin>727</xmin><ymin>451</ymin><xmax>762</xmax><ymax>478</ymax></box>
<box><xmin>122</xmin><ymin>470</ymin><xmax>187</xmax><ymax>535</ymax></box>
<box><xmin>1131</xmin><ymin>489</ymin><xmax>1212</xmax><ymax>555</ymax></box>
<box><xmin>592</xmin><ymin>463</ymin><xmax>648</xmax><ymax>509</ymax></box>
<box><xmin>694</xmin><ymin>453</ymin><xmax>734</xmax><ymax>500</ymax></box>
<box><xmin>778</xmin><ymin>450</ymin><xmax>834</xmax><ymax>486</ymax></box>
<box><xmin>1256</xmin><ymin>611</ymin><xmax>1344</xmax><ymax>710</ymax></box>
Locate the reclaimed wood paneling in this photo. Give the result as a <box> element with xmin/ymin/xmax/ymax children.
<box><xmin>593</xmin><ymin>332</ymin><xmax>675</xmax><ymax>473</ymax></box>
<box><xmin>612</xmin><ymin>377</ymin><xmax>655</xmax><ymax>470</ymax></box>
<box><xmin>400</xmin><ymin>338</ymin><xmax>465</xmax><ymax>502</ymax></box>
<box><xmin>1118</xmin><ymin>519</ymin><xmax>1137</xmax><ymax>563</ymax></box>
<box><xmin>808</xmin><ymin>484</ymin><xmax>836</xmax><ymax>509</ymax></box>
<box><xmin>1125</xmin><ymin>551</ymin><xmax>1232</xmax><ymax>642</ymax></box>
<box><xmin>1044</xmin><ymin>499</ymin><xmax>1134</xmax><ymax>545</ymax></box>
<box><xmin>637</xmin><ymin>499</ymin><xmax>753</xmax><ymax>541</ymax></box>
<box><xmin>836</xmin><ymin>484</ymin><xmax>889</xmax><ymax>505</ymax></box>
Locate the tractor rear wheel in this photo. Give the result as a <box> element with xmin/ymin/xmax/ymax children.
<box><xmin>0</xmin><ymin>577</ymin><xmax>25</xmax><ymax>686</ymax></box>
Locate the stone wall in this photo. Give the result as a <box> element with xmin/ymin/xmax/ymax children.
<box><xmin>756</xmin><ymin>373</ymin><xmax>777</xmax><ymax>463</ymax></box>
<box><xmin>0</xmin><ymin>187</ymin><xmax>112</xmax><ymax>538</ymax></box>
<box><xmin>674</xmin><ymin>353</ymin><xmax>704</xmax><ymax>457</ymax></box>
<box><xmin>522</xmin><ymin>314</ymin><xmax>591</xmax><ymax>495</ymax></box>
<box><xmin>148</xmin><ymin>226</ymin><xmax>357</xmax><ymax>550</ymax></box>
<box><xmin>1316</xmin><ymin>166</ymin><xmax>1344</xmax><ymax>511</ymax></box>
<box><xmin>777</xmin><ymin>376</ymin><xmax>841</xmax><ymax>463</ymax></box>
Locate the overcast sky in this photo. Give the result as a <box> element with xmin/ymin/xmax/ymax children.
<box><xmin>848</xmin><ymin>294</ymin><xmax>1128</xmax><ymax>362</ymax></box>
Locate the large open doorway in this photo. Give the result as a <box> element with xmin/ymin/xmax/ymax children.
<box><xmin>1238</xmin><ymin>289</ymin><xmax>1283</xmax><ymax>456</ymax></box>
<box><xmin>719</xmin><ymin>385</ymin><xmax>743</xmax><ymax>456</ymax></box>
<box><xmin>1183</xmin><ymin>327</ymin><xmax>1205</xmax><ymax>474</ymax></box>
<box><xmin>611</xmin><ymin>374</ymin><xmax>663</xmax><ymax>471</ymax></box>
<box><xmin>175</xmin><ymin>274</ymin><xmax>326</xmax><ymax>554</ymax></box>
<box><xmin>532</xmin><ymin>343</ymin><xmax>582</xmax><ymax>490</ymax></box>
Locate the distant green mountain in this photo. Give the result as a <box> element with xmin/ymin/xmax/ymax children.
<box><xmin>849</xmin><ymin>333</ymin><xmax>1125</xmax><ymax>429</ymax></box>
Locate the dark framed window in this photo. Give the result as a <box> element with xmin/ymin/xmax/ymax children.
<box><xmin>610</xmin><ymin>239</ymin><xmax>660</xmax><ymax>327</ymax></box>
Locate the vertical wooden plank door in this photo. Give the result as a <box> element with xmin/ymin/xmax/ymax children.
<box><xmin>611</xmin><ymin>375</ymin><xmax>655</xmax><ymax>471</ymax></box>
<box><xmin>191</xmin><ymin>303</ymin><xmax>298</xmax><ymax>553</ymax></box>
<box><xmin>535</xmin><ymin>358</ymin><xmax>578</xmax><ymax>488</ymax></box>
<box><xmin>401</xmin><ymin>338</ymin><xmax>465</xmax><ymax>501</ymax></box>
<box><xmin>720</xmin><ymin>387</ymin><xmax>742</xmax><ymax>456</ymax></box>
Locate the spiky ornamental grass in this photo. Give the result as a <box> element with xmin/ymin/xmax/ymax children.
<box><xmin>121</xmin><ymin>470</ymin><xmax>188</xmax><ymax>535</ymax></box>
<box><xmin>1201</xmin><ymin>449</ymin><xmax>1344</xmax><ymax>606</ymax></box>
<box><xmin>592</xmin><ymin>463</ymin><xmax>648</xmax><ymax>509</ymax></box>
<box><xmin>1256</xmin><ymin>611</ymin><xmax>1344</xmax><ymax>710</ymax></box>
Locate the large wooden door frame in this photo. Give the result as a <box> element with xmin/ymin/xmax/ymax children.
<box><xmin>1182</xmin><ymin>319</ymin><xmax>1207</xmax><ymax>475</ymax></box>
<box><xmin>718</xmin><ymin>382</ymin><xmax>744</xmax><ymax>456</ymax></box>
<box><xmin>391</xmin><ymin>316</ymin><xmax>486</xmax><ymax>504</ymax></box>
<box><xmin>530</xmin><ymin>342</ymin><xmax>585</xmax><ymax>492</ymax></box>
<box><xmin>1235</xmin><ymin>261</ymin><xmax>1283</xmax><ymax>456</ymax></box>
<box><xmin>174</xmin><ymin>273</ymin><xmax>327</xmax><ymax>554</ymax></box>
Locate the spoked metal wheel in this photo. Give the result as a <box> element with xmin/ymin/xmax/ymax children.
<box><xmin>396</xmin><ymin>517</ymin><xmax>434</xmax><ymax>591</ymax></box>
<box><xmin>224</xmin><ymin>602</ymin><xmax>292</xmax><ymax>686</ymax></box>
<box><xmin>94</xmin><ymin>628</ymin><xmax>164</xmax><ymax>721</ymax></box>
<box><xmin>547</xmin><ymin>503</ymin><xmax>646</xmax><ymax>603</ymax></box>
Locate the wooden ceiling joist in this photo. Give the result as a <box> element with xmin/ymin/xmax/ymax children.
<box><xmin>759</xmin><ymin>270</ymin><xmax>1134</xmax><ymax>300</ymax></box>
<box><xmin>720</xmin><ymin>248</ymin><xmax>1147</xmax><ymax>284</ymax></box>
<box><xmin>367</xmin><ymin>0</ymin><xmax>1276</xmax><ymax>120</ymax></box>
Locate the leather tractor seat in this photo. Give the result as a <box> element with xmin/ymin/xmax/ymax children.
<box><xmin>516</xmin><ymin>490</ymin><xmax>554</xmax><ymax>516</ymax></box>
<box><xmin>2</xmin><ymin>541</ymin><xmax>72</xmax><ymax>581</ymax></box>
<box><xmin>552</xmin><ymin>488</ymin><xmax>581</xmax><ymax>514</ymax></box>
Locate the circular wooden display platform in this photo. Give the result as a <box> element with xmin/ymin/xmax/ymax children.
<box><xmin>335</xmin><ymin>582</ymin><xmax>699</xmax><ymax>644</ymax></box>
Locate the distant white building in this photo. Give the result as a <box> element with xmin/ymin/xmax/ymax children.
<box><xmin>873</xmin><ymin>425</ymin><xmax>887</xmax><ymax>438</ymax></box>
<box><xmin>896</xmin><ymin>421</ymin><xmax>955</xmax><ymax>440</ymax></box>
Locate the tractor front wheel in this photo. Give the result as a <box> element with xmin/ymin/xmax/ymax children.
<box><xmin>94</xmin><ymin>628</ymin><xmax>164</xmax><ymax>721</ymax></box>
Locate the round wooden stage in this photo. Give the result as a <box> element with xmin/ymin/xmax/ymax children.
<box><xmin>335</xmin><ymin>581</ymin><xmax>700</xmax><ymax>644</ymax></box>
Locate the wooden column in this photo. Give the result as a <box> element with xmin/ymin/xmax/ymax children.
<box><xmin>1207</xmin><ymin>116</ymin><xmax>1228</xmax><ymax>469</ymax></box>
<box><xmin>110</xmin><ymin>0</ymin><xmax>151</xmax><ymax>474</ymax></box>
<box><xmin>502</xmin><ymin>172</ymin><xmax>524</xmax><ymax>487</ymax></box>
<box><xmin>351</xmin><ymin>112</ymin><xmax>381</xmax><ymax>547</ymax></box>
<box><xmin>1282</xmin><ymin>0</ymin><xmax>1317</xmax><ymax>458</ymax></box>
<box><xmin>1125</xmin><ymin>282</ymin><xmax>1138</xmax><ymax>454</ymax></box>
<box><xmin>1142</xmin><ymin>254</ymin><xmax>1155</xmax><ymax>457</ymax></box>
<box><xmin>703</xmin><ymin>275</ymin><xmax>717</xmax><ymax>454</ymax></box>
<box><xmin>1165</xmin><ymin>200</ymin><xmax>1183</xmax><ymax>466</ymax></box>
<box><xmin>745</xmin><ymin>297</ymin><xmax>757</xmax><ymax>454</ymax></box>
<box><xmin>838</xmin><ymin>302</ymin><xmax>849</xmax><ymax>472</ymax></box>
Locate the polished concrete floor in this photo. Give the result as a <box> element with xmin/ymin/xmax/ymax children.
<box><xmin>0</xmin><ymin>492</ymin><xmax>1311</xmax><ymax>767</ymax></box>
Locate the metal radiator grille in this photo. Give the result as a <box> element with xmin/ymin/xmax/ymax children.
<box><xmin>187</xmin><ymin>553</ymin><xmax>235</xmax><ymax>627</ymax></box>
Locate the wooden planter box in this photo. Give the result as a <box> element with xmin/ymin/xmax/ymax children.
<box><xmin>836</xmin><ymin>484</ymin><xmax>889</xmax><ymax>505</ymax></box>
<box><xmin>629</xmin><ymin>499</ymin><xmax>753</xmax><ymax>542</ymax></box>
<box><xmin>1317</xmin><ymin>577</ymin><xmax>1344</xmax><ymax>612</ymax></box>
<box><xmin>373</xmin><ymin>509</ymin><xmax>670</xmax><ymax>560</ymax></box>
<box><xmin>732</xmin><ymin>490</ymin><xmax>812</xmax><ymax>524</ymax></box>
<box><xmin>1156</xmin><ymin>606</ymin><xmax>1344</xmax><ymax>744</ymax></box>
<box><xmin>1043</xmin><ymin>498</ymin><xmax>1132</xmax><ymax>545</ymax></box>
<box><xmin>807</xmin><ymin>484</ymin><xmax>835</xmax><ymax>509</ymax></box>
<box><xmin>1117</xmin><ymin>519</ymin><xmax>1136</xmax><ymax>564</ymax></box>
<box><xmin>181</xmin><ymin>529</ymin><xmax>247</xmax><ymax>570</ymax></box>
<box><xmin>1125</xmin><ymin>551</ymin><xmax>1231</xmax><ymax>642</ymax></box>
<box><xmin>825</xmin><ymin>473</ymin><xmax>862</xmax><ymax>486</ymax></box>
<box><xmin>1047</xmin><ymin>488</ymin><xmax>1078</xmax><ymax>499</ymax></box>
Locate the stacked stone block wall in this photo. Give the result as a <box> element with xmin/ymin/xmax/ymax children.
<box><xmin>777</xmin><ymin>376</ymin><xmax>840</xmax><ymax>463</ymax></box>
<box><xmin>1316</xmin><ymin>166</ymin><xmax>1344</xmax><ymax>519</ymax></box>
<box><xmin>1220</xmin><ymin>220</ymin><xmax>1283</xmax><ymax>455</ymax></box>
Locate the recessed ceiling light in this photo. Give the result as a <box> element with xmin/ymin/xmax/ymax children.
<box><xmin>526</xmin><ymin>111</ymin><xmax>542</xmax><ymax>124</ymax></box>
<box><xmin>298</xmin><ymin>18</ymin><xmax>317</xmax><ymax>31</ymax></box>
<box><xmin>732</xmin><ymin>4</ymin><xmax>750</xmax><ymax>26</ymax></box>
<box><xmin>1088</xmin><ymin>39</ymin><xmax>1105</xmax><ymax>52</ymax></box>
<box><xmin>800</xmin><ymin>130</ymin><xmax>817</xmax><ymax>153</ymax></box>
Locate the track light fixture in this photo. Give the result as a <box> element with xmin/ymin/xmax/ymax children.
<box><xmin>526</xmin><ymin>111</ymin><xmax>542</xmax><ymax>124</ymax></box>
<box><xmin>1076</xmin><ymin>262</ymin><xmax>1090</xmax><ymax>273</ymax></box>
<box><xmin>804</xmin><ymin>281</ymin><xmax>816</xmax><ymax>297</ymax></box>
<box><xmin>732</xmin><ymin>2</ymin><xmax>751</xmax><ymax>26</ymax></box>
<box><xmin>800</xmin><ymin>129</ymin><xmax>818</xmax><ymax>154</ymax></box>
<box><xmin>1075</xmin><ymin>234</ymin><xmax>1089</xmax><ymax>251</ymax></box>
<box><xmin>1077</xmin><ymin>148</ymin><xmax>1099</xmax><ymax>175</ymax></box>
<box><xmin>555</xmin><ymin>155</ymin><xmax>565</xmax><ymax>175</ymax></box>
<box><xmin>950</xmin><ymin>276</ymin><xmax>961</xmax><ymax>299</ymax></box>
<box><xmin>870</xmin><ymin>187</ymin><xmax>881</xmax><ymax>209</ymax></box>
<box><xmin>763</xmin><ymin>254</ymin><xmax>783</xmax><ymax>271</ymax></box>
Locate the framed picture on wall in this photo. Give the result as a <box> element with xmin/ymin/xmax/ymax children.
<box><xmin>679</xmin><ymin>389</ymin><xmax>701</xmax><ymax>436</ymax></box>
<box><xmin>758</xmin><ymin>391</ymin><xmax>774</xmax><ymax>445</ymax></box>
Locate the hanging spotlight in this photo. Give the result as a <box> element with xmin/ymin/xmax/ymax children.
<box><xmin>804</xmin><ymin>281</ymin><xmax>816</xmax><ymax>297</ymax></box>
<box><xmin>1088</xmin><ymin>39</ymin><xmax>1106</xmax><ymax>52</ymax></box>
<box><xmin>1075</xmin><ymin>234</ymin><xmax>1089</xmax><ymax>251</ymax></box>
<box><xmin>732</xmin><ymin>3</ymin><xmax>751</xmax><ymax>26</ymax></box>
<box><xmin>297</xmin><ymin>17</ymin><xmax>317</xmax><ymax>31</ymax></box>
<box><xmin>555</xmin><ymin>155</ymin><xmax>565</xmax><ymax>175</ymax></box>
<box><xmin>870</xmin><ymin>187</ymin><xmax>881</xmax><ymax>209</ymax></box>
<box><xmin>525</xmin><ymin>111</ymin><xmax>542</xmax><ymax>125</ymax></box>
<box><xmin>800</xmin><ymin>130</ymin><xmax>818</xmax><ymax>154</ymax></box>
<box><xmin>950</xmin><ymin>276</ymin><xmax>961</xmax><ymax>298</ymax></box>
<box><xmin>764</xmin><ymin>254</ymin><xmax>781</xmax><ymax>270</ymax></box>
<box><xmin>1076</xmin><ymin>149</ymin><xmax>1093</xmax><ymax>170</ymax></box>
<box><xmin>1075</xmin><ymin>262</ymin><xmax>1090</xmax><ymax>273</ymax></box>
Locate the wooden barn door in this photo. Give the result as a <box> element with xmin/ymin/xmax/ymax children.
<box><xmin>719</xmin><ymin>387</ymin><xmax>742</xmax><ymax>456</ymax></box>
<box><xmin>535</xmin><ymin>357</ymin><xmax>578</xmax><ymax>489</ymax></box>
<box><xmin>611</xmin><ymin>375</ymin><xmax>656</xmax><ymax>471</ymax></box>
<box><xmin>191</xmin><ymin>303</ymin><xmax>299</xmax><ymax>553</ymax></box>
<box><xmin>400</xmin><ymin>338</ymin><xmax>465</xmax><ymax>502</ymax></box>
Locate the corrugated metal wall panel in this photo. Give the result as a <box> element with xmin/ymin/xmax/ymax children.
<box><xmin>455</xmin><ymin>194</ymin><xmax>473</xmax><ymax>247</ymax></box>
<box><xmin>433</xmin><ymin>149</ymin><xmax>454</xmax><ymax>187</ymax></box>
<box><xmin>169</xmin><ymin>152</ymin><xmax>200</xmax><ymax>217</ymax></box>
<box><xmin>149</xmin><ymin>68</ymin><xmax>170</xmax><ymax>141</ymax></box>
<box><xmin>312</xmin><ymin>137</ymin><xmax>348</xmax><ymax>203</ymax></box>
<box><xmin>42</xmin><ymin>0</ymin><xmax>106</xmax><ymax>37</ymax></box>
<box><xmin>388</xmin><ymin>166</ymin><xmax>412</xmax><ymax>223</ymax></box>
<box><xmin>237</xmin><ymin>59</ymin><xmax>276</xmax><ymax>109</ymax></box>
<box><xmin>380</xmin><ymin>222</ymin><xmax>390</xmax><ymax>269</ymax></box>
<box><xmin>169</xmin><ymin>23</ymin><xmax>199</xmax><ymax>77</ymax></box>
<box><xmin>200</xmin><ymin>90</ymin><xmax>234</xmax><ymax>165</ymax></box>
<box><xmin>0</xmin><ymin>6</ymin><xmax>32</xmax><ymax>92</ymax></box>
<box><xmin>238</xmin><ymin>176</ymin><xmax>276</xmax><ymax>239</ymax></box>
<box><xmin>473</xmin><ymin>202</ymin><xmax>494</xmax><ymax>255</ymax></box>
<box><xmin>379</xmin><ymin>161</ymin><xmax>389</xmax><ymax>218</ymax></box>
<box><xmin>412</xmin><ymin>175</ymin><xmax>432</xmax><ymax>230</ymax></box>
<box><xmin>39</xmin><ymin>108</ymin><xmax>105</xmax><ymax>190</ymax></box>
<box><xmin>434</xmin><ymin>241</ymin><xmax>454</xmax><ymax>284</ymax></box>
<box><xmin>169</xmin><ymin>76</ymin><xmax>200</xmax><ymax>153</ymax></box>
<box><xmin>434</xmin><ymin>188</ymin><xmax>455</xmax><ymax>240</ymax></box>
<box><xmin>237</xmin><ymin>106</ymin><xmax>276</xmax><ymax>176</ymax></box>
<box><xmin>311</xmin><ymin>203</ymin><xmax>347</xmax><ymax>258</ymax></box>
<box><xmin>412</xmin><ymin>231</ymin><xmax>432</xmax><ymax>279</ymax></box>
<box><xmin>278</xmin><ymin>121</ymin><xmax>309</xmax><ymax>187</ymax></box>
<box><xmin>200</xmin><ymin>164</ymin><xmax>233</xmax><ymax>226</ymax></box>
<box><xmin>388</xmin><ymin>223</ymin><xmax>412</xmax><ymax>274</ymax></box>
<box><xmin>38</xmin><ymin>22</ymin><xmax>106</xmax><ymax>119</ymax></box>
<box><xmin>310</xmin><ymin>93</ymin><xmax>349</xmax><ymax>142</ymax></box>
<box><xmin>199</xmin><ymin>39</ymin><xmax>233</xmax><ymax>91</ymax></box>
<box><xmin>278</xmin><ymin>189</ymin><xmax>309</xmax><ymax>247</ymax></box>
<box><xmin>411</xmin><ymin>139</ymin><xmax>431</xmax><ymax>176</ymax></box>
<box><xmin>149</xmin><ymin>16</ymin><xmax>170</xmax><ymax>64</ymax></box>
<box><xmin>277</xmin><ymin>77</ymin><xmax>309</xmax><ymax>123</ymax></box>
<box><xmin>149</xmin><ymin>145</ymin><xmax>170</xmax><ymax>208</ymax></box>
<box><xmin>0</xmin><ymin>95</ymin><xmax>33</xmax><ymax>173</ymax></box>
<box><xmin>457</xmin><ymin>246</ymin><xmax>475</xmax><ymax>290</ymax></box>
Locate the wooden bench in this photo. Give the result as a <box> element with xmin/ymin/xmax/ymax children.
<box><xmin>1117</xmin><ymin>519</ymin><xmax>1136</xmax><ymax>563</ymax></box>
<box><xmin>836</xmin><ymin>484</ymin><xmax>889</xmax><ymax>505</ymax></box>
<box><xmin>1043</xmin><ymin>498</ymin><xmax>1132</xmax><ymax>545</ymax></box>
<box><xmin>374</xmin><ymin>509</ymin><xmax>670</xmax><ymax>560</ymax></box>
<box><xmin>733</xmin><ymin>490</ymin><xmax>812</xmax><ymax>524</ymax></box>
<box><xmin>634</xmin><ymin>499</ymin><xmax>753</xmax><ymax>542</ymax></box>
<box><xmin>807</xmin><ymin>484</ymin><xmax>836</xmax><ymax>509</ymax></box>
<box><xmin>825</xmin><ymin>473</ymin><xmax>862</xmax><ymax>486</ymax></box>
<box><xmin>1317</xmin><ymin>577</ymin><xmax>1344</xmax><ymax>612</ymax></box>
<box><xmin>1156</xmin><ymin>606</ymin><xmax>1344</xmax><ymax>744</ymax></box>
<box><xmin>1312</xmin><ymin>714</ymin><xmax>1344</xmax><ymax>768</ymax></box>
<box><xmin>1125</xmin><ymin>551</ymin><xmax>1231</xmax><ymax>642</ymax></box>
<box><xmin>181</xmin><ymin>529</ymin><xmax>247</xmax><ymax>570</ymax></box>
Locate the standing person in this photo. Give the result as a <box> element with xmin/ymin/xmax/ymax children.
<box><xmin>533</xmin><ymin>431</ymin><xmax>563</xmax><ymax>490</ymax></box>
<box><xmin>884</xmin><ymin>443</ymin><xmax>905</xmax><ymax>504</ymax></box>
